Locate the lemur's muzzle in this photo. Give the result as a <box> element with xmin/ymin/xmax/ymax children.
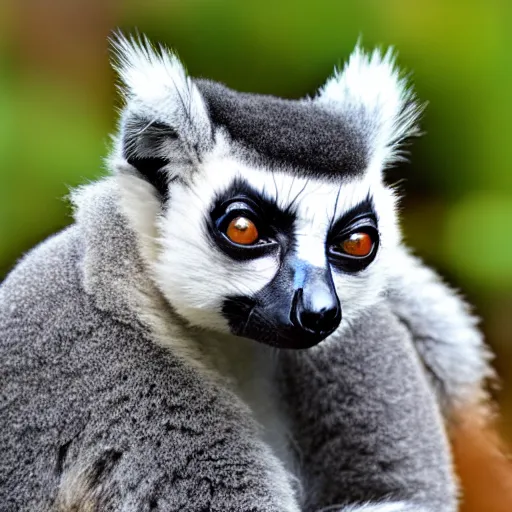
<box><xmin>290</xmin><ymin>268</ymin><xmax>341</xmax><ymax>338</ymax></box>
<box><xmin>223</xmin><ymin>257</ymin><xmax>342</xmax><ymax>349</ymax></box>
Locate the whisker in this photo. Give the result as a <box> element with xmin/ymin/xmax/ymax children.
<box><xmin>329</xmin><ymin>183</ymin><xmax>343</xmax><ymax>231</ymax></box>
<box><xmin>286</xmin><ymin>178</ymin><xmax>309</xmax><ymax>214</ymax></box>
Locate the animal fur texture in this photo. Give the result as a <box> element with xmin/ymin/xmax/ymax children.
<box><xmin>0</xmin><ymin>34</ymin><xmax>494</xmax><ymax>511</ymax></box>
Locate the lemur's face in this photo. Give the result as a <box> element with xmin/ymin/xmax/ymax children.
<box><xmin>112</xmin><ymin>35</ymin><xmax>418</xmax><ymax>348</ymax></box>
<box><xmin>155</xmin><ymin>157</ymin><xmax>398</xmax><ymax>349</ymax></box>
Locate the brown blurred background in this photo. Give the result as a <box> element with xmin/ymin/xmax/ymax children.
<box><xmin>1</xmin><ymin>0</ymin><xmax>511</xmax><ymax>508</ymax></box>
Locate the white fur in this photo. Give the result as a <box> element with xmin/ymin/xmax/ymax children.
<box><xmin>112</xmin><ymin>33</ymin><xmax>203</xmax><ymax>121</ymax></box>
<box><xmin>315</xmin><ymin>45</ymin><xmax>422</xmax><ymax>170</ymax></box>
<box><xmin>117</xmin><ymin>173</ymin><xmax>163</xmax><ymax>264</ymax></box>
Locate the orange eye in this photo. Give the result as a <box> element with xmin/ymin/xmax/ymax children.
<box><xmin>226</xmin><ymin>216</ymin><xmax>259</xmax><ymax>245</ymax></box>
<box><xmin>341</xmin><ymin>232</ymin><xmax>373</xmax><ymax>257</ymax></box>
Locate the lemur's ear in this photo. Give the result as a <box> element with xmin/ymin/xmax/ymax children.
<box><xmin>109</xmin><ymin>33</ymin><xmax>214</xmax><ymax>198</ymax></box>
<box><xmin>314</xmin><ymin>44</ymin><xmax>423</xmax><ymax>170</ymax></box>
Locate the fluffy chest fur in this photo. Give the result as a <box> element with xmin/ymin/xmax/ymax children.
<box><xmin>133</xmin><ymin>283</ymin><xmax>298</xmax><ymax>481</ymax></box>
<box><xmin>196</xmin><ymin>332</ymin><xmax>296</xmax><ymax>477</ymax></box>
<box><xmin>129</xmin><ymin>263</ymin><xmax>300</xmax><ymax>496</ymax></box>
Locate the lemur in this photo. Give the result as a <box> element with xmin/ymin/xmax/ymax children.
<box><xmin>0</xmin><ymin>34</ymin><xmax>499</xmax><ymax>511</ymax></box>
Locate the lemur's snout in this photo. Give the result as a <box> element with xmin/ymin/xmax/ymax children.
<box><xmin>291</xmin><ymin>272</ymin><xmax>341</xmax><ymax>337</ymax></box>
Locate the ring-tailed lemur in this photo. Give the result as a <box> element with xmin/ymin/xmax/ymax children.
<box><xmin>0</xmin><ymin>34</ymin><xmax>492</xmax><ymax>511</ymax></box>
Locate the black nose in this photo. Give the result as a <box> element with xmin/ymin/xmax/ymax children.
<box><xmin>292</xmin><ymin>281</ymin><xmax>341</xmax><ymax>337</ymax></box>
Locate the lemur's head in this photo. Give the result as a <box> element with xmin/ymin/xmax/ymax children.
<box><xmin>110</xmin><ymin>34</ymin><xmax>421</xmax><ymax>349</ymax></box>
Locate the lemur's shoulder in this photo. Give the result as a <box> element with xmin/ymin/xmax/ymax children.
<box><xmin>385</xmin><ymin>247</ymin><xmax>493</xmax><ymax>415</ymax></box>
<box><xmin>384</xmin><ymin>248</ymin><xmax>512</xmax><ymax>512</ymax></box>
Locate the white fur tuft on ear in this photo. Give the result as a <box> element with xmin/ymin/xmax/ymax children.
<box><xmin>111</xmin><ymin>32</ymin><xmax>191</xmax><ymax>106</ymax></box>
<box><xmin>315</xmin><ymin>44</ymin><xmax>423</xmax><ymax>168</ymax></box>
<box><xmin>109</xmin><ymin>32</ymin><xmax>213</xmax><ymax>173</ymax></box>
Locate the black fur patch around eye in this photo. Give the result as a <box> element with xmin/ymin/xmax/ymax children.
<box><xmin>196</xmin><ymin>80</ymin><xmax>369</xmax><ymax>179</ymax></box>
<box><xmin>327</xmin><ymin>195</ymin><xmax>379</xmax><ymax>272</ymax></box>
<box><xmin>123</xmin><ymin>118</ymin><xmax>178</xmax><ymax>200</ymax></box>
<box><xmin>328</xmin><ymin>195</ymin><xmax>377</xmax><ymax>234</ymax></box>
<box><xmin>207</xmin><ymin>177</ymin><xmax>297</xmax><ymax>262</ymax></box>
<box><xmin>211</xmin><ymin>177</ymin><xmax>297</xmax><ymax>235</ymax></box>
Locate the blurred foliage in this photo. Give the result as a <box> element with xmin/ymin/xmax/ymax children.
<box><xmin>1</xmin><ymin>0</ymin><xmax>511</xmax><ymax>415</ymax></box>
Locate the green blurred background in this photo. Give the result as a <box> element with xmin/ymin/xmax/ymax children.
<box><xmin>1</xmin><ymin>0</ymin><xmax>511</xmax><ymax>431</ymax></box>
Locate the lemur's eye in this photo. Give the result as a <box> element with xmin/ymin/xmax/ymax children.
<box><xmin>226</xmin><ymin>217</ymin><xmax>259</xmax><ymax>245</ymax></box>
<box><xmin>328</xmin><ymin>220</ymin><xmax>379</xmax><ymax>272</ymax></box>
<box><xmin>210</xmin><ymin>197</ymin><xmax>278</xmax><ymax>260</ymax></box>
<box><xmin>340</xmin><ymin>232</ymin><xmax>373</xmax><ymax>257</ymax></box>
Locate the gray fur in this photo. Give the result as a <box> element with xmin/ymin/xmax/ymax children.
<box><xmin>1</xmin><ymin>179</ymin><xmax>460</xmax><ymax>511</ymax></box>
<box><xmin>280</xmin><ymin>309</ymin><xmax>456</xmax><ymax>511</ymax></box>
<box><xmin>196</xmin><ymin>80</ymin><xmax>368</xmax><ymax>178</ymax></box>
<box><xmin>385</xmin><ymin>250</ymin><xmax>493</xmax><ymax>416</ymax></box>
